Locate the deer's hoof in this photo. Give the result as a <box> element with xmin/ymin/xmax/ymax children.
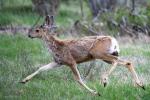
<box><xmin>104</xmin><ymin>82</ymin><xmax>107</xmax><ymax>87</ymax></box>
<box><xmin>92</xmin><ymin>90</ymin><xmax>101</xmax><ymax>96</ymax></box>
<box><xmin>141</xmin><ymin>85</ymin><xmax>145</xmax><ymax>90</ymax></box>
<box><xmin>20</xmin><ymin>79</ymin><xmax>29</xmax><ymax>84</ymax></box>
<box><xmin>101</xmin><ymin>75</ymin><xmax>108</xmax><ymax>87</ymax></box>
<box><xmin>135</xmin><ymin>81</ymin><xmax>145</xmax><ymax>90</ymax></box>
<box><xmin>97</xmin><ymin>92</ymin><xmax>101</xmax><ymax>96</ymax></box>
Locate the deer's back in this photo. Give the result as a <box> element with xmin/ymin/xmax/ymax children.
<box><xmin>67</xmin><ymin>36</ymin><xmax>118</xmax><ymax>63</ymax></box>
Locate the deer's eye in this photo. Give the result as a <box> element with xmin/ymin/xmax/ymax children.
<box><xmin>36</xmin><ymin>29</ymin><xmax>39</xmax><ymax>33</ymax></box>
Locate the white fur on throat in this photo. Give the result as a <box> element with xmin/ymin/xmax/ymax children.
<box><xmin>109</xmin><ymin>38</ymin><xmax>120</xmax><ymax>54</ymax></box>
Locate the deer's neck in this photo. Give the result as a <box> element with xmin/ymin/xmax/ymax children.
<box><xmin>44</xmin><ymin>35</ymin><xmax>56</xmax><ymax>44</ymax></box>
<box><xmin>44</xmin><ymin>35</ymin><xmax>64</xmax><ymax>52</ymax></box>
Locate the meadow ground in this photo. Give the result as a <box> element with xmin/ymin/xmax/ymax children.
<box><xmin>0</xmin><ymin>0</ymin><xmax>150</xmax><ymax>99</ymax></box>
<box><xmin>0</xmin><ymin>34</ymin><xmax>150</xmax><ymax>100</ymax></box>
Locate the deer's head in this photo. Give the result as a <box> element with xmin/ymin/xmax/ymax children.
<box><xmin>28</xmin><ymin>15</ymin><xmax>57</xmax><ymax>39</ymax></box>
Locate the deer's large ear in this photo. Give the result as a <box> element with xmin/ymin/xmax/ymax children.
<box><xmin>44</xmin><ymin>15</ymin><xmax>54</xmax><ymax>26</ymax></box>
<box><xmin>50</xmin><ymin>15</ymin><xmax>54</xmax><ymax>26</ymax></box>
<box><xmin>45</xmin><ymin>15</ymin><xmax>50</xmax><ymax>26</ymax></box>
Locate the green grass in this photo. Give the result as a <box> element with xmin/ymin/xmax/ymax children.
<box><xmin>120</xmin><ymin>44</ymin><xmax>150</xmax><ymax>57</ymax></box>
<box><xmin>0</xmin><ymin>34</ymin><xmax>150</xmax><ymax>100</ymax></box>
<box><xmin>0</xmin><ymin>0</ymin><xmax>150</xmax><ymax>99</ymax></box>
<box><xmin>0</xmin><ymin>0</ymin><xmax>90</xmax><ymax>27</ymax></box>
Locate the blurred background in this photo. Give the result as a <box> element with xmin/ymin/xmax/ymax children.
<box><xmin>0</xmin><ymin>0</ymin><xmax>150</xmax><ymax>99</ymax></box>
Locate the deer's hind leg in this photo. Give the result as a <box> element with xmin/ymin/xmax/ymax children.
<box><xmin>98</xmin><ymin>54</ymin><xmax>144</xmax><ymax>89</ymax></box>
<box><xmin>117</xmin><ymin>59</ymin><xmax>145</xmax><ymax>90</ymax></box>
<box><xmin>99</xmin><ymin>54</ymin><xmax>118</xmax><ymax>87</ymax></box>
<box><xmin>21</xmin><ymin>62</ymin><xmax>60</xmax><ymax>83</ymax></box>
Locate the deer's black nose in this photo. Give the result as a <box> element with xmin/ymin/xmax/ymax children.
<box><xmin>28</xmin><ymin>34</ymin><xmax>33</xmax><ymax>38</ymax></box>
<box><xmin>28</xmin><ymin>34</ymin><xmax>31</xmax><ymax>37</ymax></box>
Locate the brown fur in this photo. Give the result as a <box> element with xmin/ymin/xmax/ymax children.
<box><xmin>42</xmin><ymin>35</ymin><xmax>113</xmax><ymax>65</ymax></box>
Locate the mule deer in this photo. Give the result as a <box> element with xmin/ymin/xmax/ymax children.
<box><xmin>21</xmin><ymin>15</ymin><xmax>144</xmax><ymax>96</ymax></box>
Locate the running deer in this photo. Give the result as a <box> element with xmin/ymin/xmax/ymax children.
<box><xmin>21</xmin><ymin>15</ymin><xmax>145</xmax><ymax>96</ymax></box>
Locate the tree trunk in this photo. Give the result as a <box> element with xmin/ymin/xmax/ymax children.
<box><xmin>88</xmin><ymin>0</ymin><xmax>117</xmax><ymax>17</ymax></box>
<box><xmin>131</xmin><ymin>0</ymin><xmax>135</xmax><ymax>13</ymax></box>
<box><xmin>79</xmin><ymin>0</ymin><xmax>84</xmax><ymax>19</ymax></box>
<box><xmin>31</xmin><ymin>0</ymin><xmax>60</xmax><ymax>16</ymax></box>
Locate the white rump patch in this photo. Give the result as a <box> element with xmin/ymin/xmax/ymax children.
<box><xmin>109</xmin><ymin>38</ymin><xmax>120</xmax><ymax>54</ymax></box>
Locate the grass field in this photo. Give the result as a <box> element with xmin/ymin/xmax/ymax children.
<box><xmin>0</xmin><ymin>0</ymin><xmax>150</xmax><ymax>99</ymax></box>
<box><xmin>0</xmin><ymin>34</ymin><xmax>150</xmax><ymax>100</ymax></box>
<box><xmin>0</xmin><ymin>0</ymin><xmax>90</xmax><ymax>27</ymax></box>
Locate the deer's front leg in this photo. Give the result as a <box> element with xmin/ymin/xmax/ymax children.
<box><xmin>21</xmin><ymin>62</ymin><xmax>60</xmax><ymax>83</ymax></box>
<box><xmin>69</xmin><ymin>63</ymin><xmax>100</xmax><ymax>96</ymax></box>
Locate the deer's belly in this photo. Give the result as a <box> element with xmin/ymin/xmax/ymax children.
<box><xmin>69</xmin><ymin>46</ymin><xmax>94</xmax><ymax>63</ymax></box>
<box><xmin>75</xmin><ymin>55</ymin><xmax>94</xmax><ymax>63</ymax></box>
